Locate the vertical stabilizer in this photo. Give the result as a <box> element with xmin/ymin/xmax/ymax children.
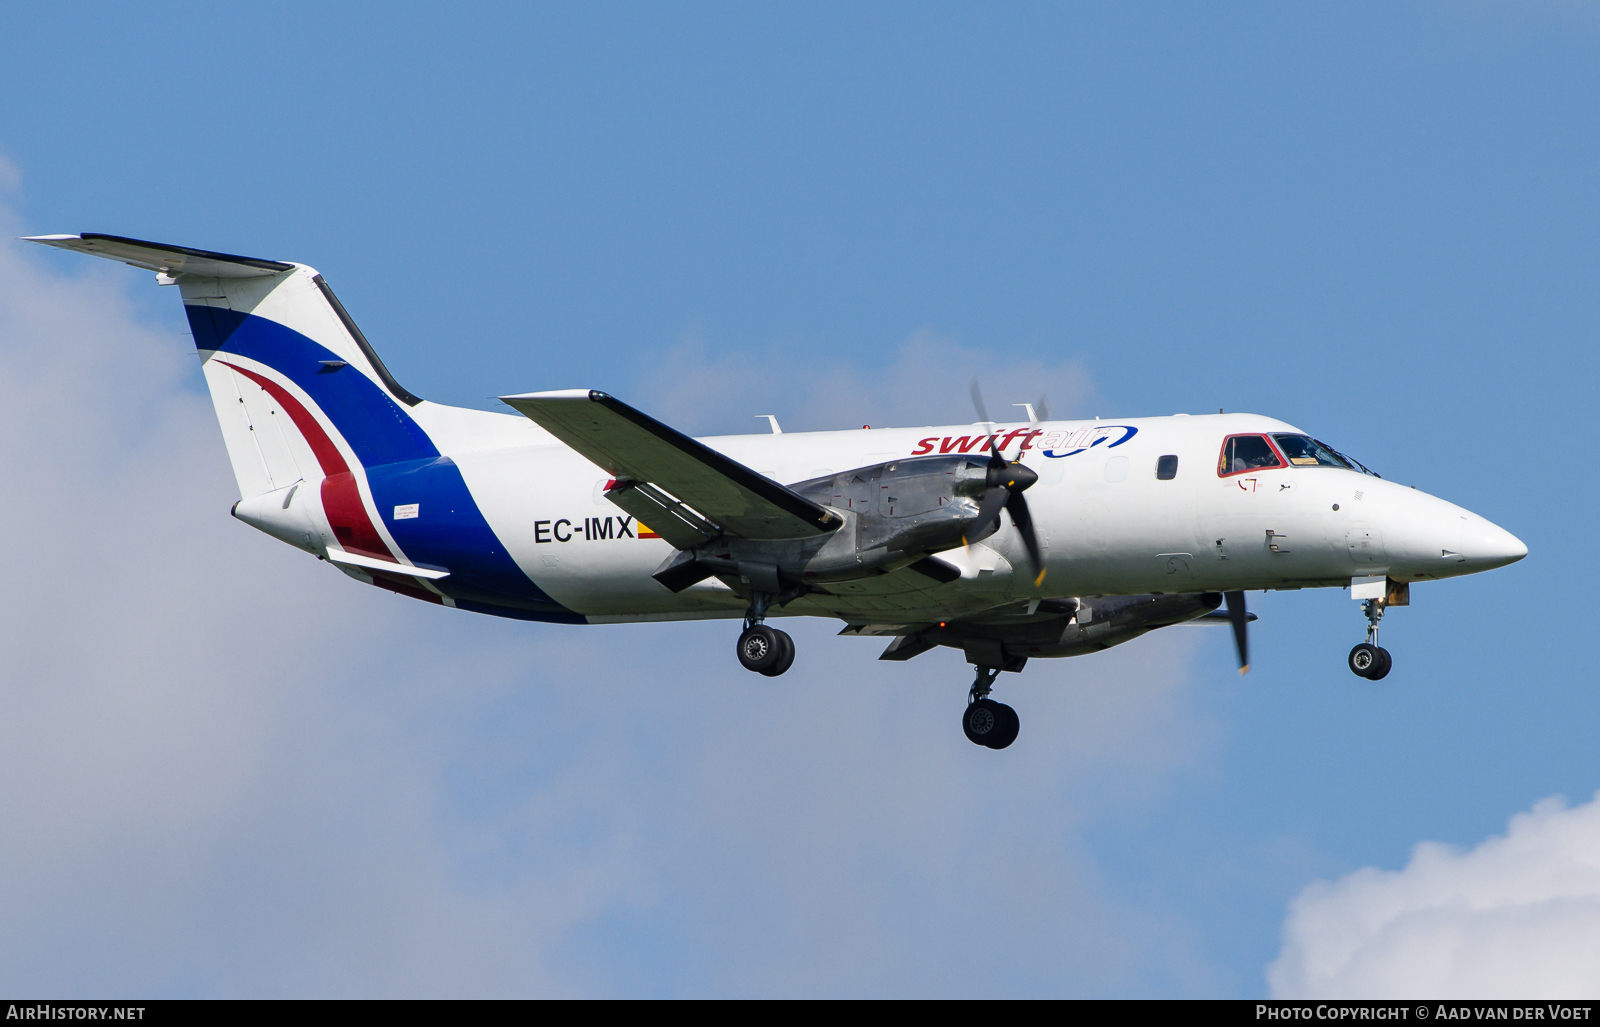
<box><xmin>178</xmin><ymin>265</ymin><xmax>435</xmax><ymax>501</ymax></box>
<box><xmin>24</xmin><ymin>233</ymin><xmax>584</xmax><ymax>623</ymax></box>
<box><xmin>24</xmin><ymin>234</ymin><xmax>434</xmax><ymax>504</ymax></box>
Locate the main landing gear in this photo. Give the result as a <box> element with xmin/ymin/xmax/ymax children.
<box><xmin>736</xmin><ymin>590</ymin><xmax>795</xmax><ymax>677</ymax></box>
<box><xmin>1348</xmin><ymin>598</ymin><xmax>1393</xmax><ymax>680</ymax></box>
<box><xmin>962</xmin><ymin>665</ymin><xmax>1019</xmax><ymax>749</ymax></box>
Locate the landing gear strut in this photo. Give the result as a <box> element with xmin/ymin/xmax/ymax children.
<box><xmin>1348</xmin><ymin>598</ymin><xmax>1393</xmax><ymax>680</ymax></box>
<box><xmin>736</xmin><ymin>590</ymin><xmax>795</xmax><ymax>676</ymax></box>
<box><xmin>962</xmin><ymin>665</ymin><xmax>1019</xmax><ymax>749</ymax></box>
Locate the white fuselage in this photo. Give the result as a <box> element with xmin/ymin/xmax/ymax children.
<box><xmin>383</xmin><ymin>405</ymin><xmax>1524</xmax><ymax>626</ymax></box>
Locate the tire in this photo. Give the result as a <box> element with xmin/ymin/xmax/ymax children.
<box><xmin>737</xmin><ymin>625</ymin><xmax>781</xmax><ymax>672</ymax></box>
<box><xmin>1367</xmin><ymin>647</ymin><xmax>1393</xmax><ymax>681</ymax></box>
<box><xmin>1348</xmin><ymin>643</ymin><xmax>1380</xmax><ymax>678</ymax></box>
<box><xmin>963</xmin><ymin>699</ymin><xmax>1005</xmax><ymax>746</ymax></box>
<box><xmin>759</xmin><ymin>630</ymin><xmax>795</xmax><ymax>677</ymax></box>
<box><xmin>985</xmin><ymin>703</ymin><xmax>1020</xmax><ymax>750</ymax></box>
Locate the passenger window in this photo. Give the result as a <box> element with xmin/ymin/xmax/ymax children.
<box><xmin>1218</xmin><ymin>434</ymin><xmax>1285</xmax><ymax>476</ymax></box>
<box><xmin>1156</xmin><ymin>455</ymin><xmax>1178</xmax><ymax>480</ymax></box>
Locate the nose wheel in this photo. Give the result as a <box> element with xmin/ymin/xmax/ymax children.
<box><xmin>1348</xmin><ymin>599</ymin><xmax>1393</xmax><ymax>680</ymax></box>
<box><xmin>1348</xmin><ymin>642</ymin><xmax>1391</xmax><ymax>680</ymax></box>
<box><xmin>963</xmin><ymin>665</ymin><xmax>1019</xmax><ymax>749</ymax></box>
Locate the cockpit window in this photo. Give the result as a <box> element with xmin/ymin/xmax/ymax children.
<box><xmin>1319</xmin><ymin>441</ymin><xmax>1381</xmax><ymax>478</ymax></box>
<box><xmin>1218</xmin><ymin>434</ymin><xmax>1285</xmax><ymax>476</ymax></box>
<box><xmin>1271</xmin><ymin>434</ymin><xmax>1349</xmax><ymax>468</ymax></box>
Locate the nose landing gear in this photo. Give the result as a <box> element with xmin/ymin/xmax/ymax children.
<box><xmin>1348</xmin><ymin>598</ymin><xmax>1393</xmax><ymax>680</ymax></box>
<box><xmin>736</xmin><ymin>590</ymin><xmax>795</xmax><ymax>676</ymax></box>
<box><xmin>962</xmin><ymin>665</ymin><xmax>1019</xmax><ymax>749</ymax></box>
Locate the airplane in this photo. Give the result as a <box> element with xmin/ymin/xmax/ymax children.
<box><xmin>26</xmin><ymin>233</ymin><xmax>1529</xmax><ymax>750</ymax></box>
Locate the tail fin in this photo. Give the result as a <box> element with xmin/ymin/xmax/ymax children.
<box><xmin>25</xmin><ymin>234</ymin><xmax>437</xmax><ymax>503</ymax></box>
<box><xmin>26</xmin><ymin>233</ymin><xmax>589</xmax><ymax>622</ymax></box>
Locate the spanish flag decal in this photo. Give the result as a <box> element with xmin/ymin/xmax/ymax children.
<box><xmin>603</xmin><ymin>478</ymin><xmax>661</xmax><ymax>539</ymax></box>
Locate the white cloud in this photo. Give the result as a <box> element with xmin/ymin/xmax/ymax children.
<box><xmin>0</xmin><ymin>208</ymin><xmax>1216</xmax><ymax>997</ymax></box>
<box><xmin>637</xmin><ymin>326</ymin><xmax>1098</xmax><ymax>436</ymax></box>
<box><xmin>1269</xmin><ymin>792</ymin><xmax>1600</xmax><ymax>999</ymax></box>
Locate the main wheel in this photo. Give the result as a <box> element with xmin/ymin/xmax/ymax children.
<box><xmin>1367</xmin><ymin>647</ymin><xmax>1393</xmax><ymax>681</ymax></box>
<box><xmin>960</xmin><ymin>697</ymin><xmax>998</xmax><ymax>742</ymax></box>
<box><xmin>1348</xmin><ymin>643</ymin><xmax>1380</xmax><ymax>678</ymax></box>
<box><xmin>759</xmin><ymin>630</ymin><xmax>795</xmax><ymax>677</ymax></box>
<box><xmin>986</xmin><ymin>703</ymin><xmax>1020</xmax><ymax>750</ymax></box>
<box><xmin>963</xmin><ymin>699</ymin><xmax>1017</xmax><ymax>748</ymax></box>
<box><xmin>737</xmin><ymin>625</ymin><xmax>781</xmax><ymax>672</ymax></box>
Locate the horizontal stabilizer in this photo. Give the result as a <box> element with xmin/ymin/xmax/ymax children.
<box><xmin>501</xmin><ymin>390</ymin><xmax>841</xmax><ymax>541</ymax></box>
<box><xmin>327</xmin><ymin>548</ymin><xmax>450</xmax><ymax>580</ymax></box>
<box><xmin>23</xmin><ymin>233</ymin><xmax>293</xmax><ymax>278</ymax></box>
<box><xmin>878</xmin><ymin>633</ymin><xmax>938</xmax><ymax>662</ymax></box>
<box><xmin>837</xmin><ymin>623</ymin><xmax>925</xmax><ymax>637</ymax></box>
<box><xmin>1192</xmin><ymin>609</ymin><xmax>1258</xmax><ymax>624</ymax></box>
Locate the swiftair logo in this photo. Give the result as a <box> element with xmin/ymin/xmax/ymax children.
<box><xmin>910</xmin><ymin>425</ymin><xmax>1137</xmax><ymax>458</ymax></box>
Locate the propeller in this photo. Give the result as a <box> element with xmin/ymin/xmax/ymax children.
<box><xmin>968</xmin><ymin>379</ymin><xmax>1046</xmax><ymax>586</ymax></box>
<box><xmin>1224</xmin><ymin>590</ymin><xmax>1250</xmax><ymax>675</ymax></box>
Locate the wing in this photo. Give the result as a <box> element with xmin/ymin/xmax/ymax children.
<box><xmin>501</xmin><ymin>390</ymin><xmax>842</xmax><ymax>542</ymax></box>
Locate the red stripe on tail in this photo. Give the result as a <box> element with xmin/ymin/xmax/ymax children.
<box><xmin>219</xmin><ymin>360</ymin><xmax>396</xmax><ymax>563</ymax></box>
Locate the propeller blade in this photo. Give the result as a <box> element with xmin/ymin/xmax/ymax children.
<box><xmin>969</xmin><ymin>378</ymin><xmax>1004</xmax><ymax>462</ymax></box>
<box><xmin>969</xmin><ymin>484</ymin><xmax>1009</xmax><ymax>543</ymax></box>
<box><xmin>968</xmin><ymin>377</ymin><xmax>991</xmax><ymax>425</ymax></box>
<box><xmin>1035</xmin><ymin>393</ymin><xmax>1051</xmax><ymax>422</ymax></box>
<box><xmin>1224</xmin><ymin>590</ymin><xmax>1250</xmax><ymax>675</ymax></box>
<box><xmin>968</xmin><ymin>376</ymin><xmax>1044</xmax><ymax>583</ymax></box>
<box><xmin>1006</xmin><ymin>490</ymin><xmax>1046</xmax><ymax>586</ymax></box>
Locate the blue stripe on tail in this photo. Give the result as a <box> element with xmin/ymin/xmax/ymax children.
<box><xmin>187</xmin><ymin>305</ymin><xmax>583</xmax><ymax>623</ymax></box>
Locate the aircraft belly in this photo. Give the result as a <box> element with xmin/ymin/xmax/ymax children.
<box><xmin>796</xmin><ymin>595</ymin><xmax>996</xmax><ymax>623</ymax></box>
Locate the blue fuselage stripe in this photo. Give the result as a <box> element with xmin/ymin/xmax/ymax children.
<box><xmin>187</xmin><ymin>306</ymin><xmax>580</xmax><ymax>620</ymax></box>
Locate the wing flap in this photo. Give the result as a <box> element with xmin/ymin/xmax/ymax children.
<box><xmin>603</xmin><ymin>479</ymin><xmax>719</xmax><ymax>550</ymax></box>
<box><xmin>502</xmin><ymin>390</ymin><xmax>840</xmax><ymax>541</ymax></box>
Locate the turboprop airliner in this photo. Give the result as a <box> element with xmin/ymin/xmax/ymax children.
<box><xmin>27</xmin><ymin>234</ymin><xmax>1528</xmax><ymax>749</ymax></box>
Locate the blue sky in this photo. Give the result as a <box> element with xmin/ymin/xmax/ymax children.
<box><xmin>2</xmin><ymin>2</ymin><xmax>1597</xmax><ymax>997</ymax></box>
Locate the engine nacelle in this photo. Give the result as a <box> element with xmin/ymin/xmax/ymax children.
<box><xmin>655</xmin><ymin>455</ymin><xmax>1000</xmax><ymax>592</ymax></box>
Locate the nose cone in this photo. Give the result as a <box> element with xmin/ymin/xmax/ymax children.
<box><xmin>1388</xmin><ymin>485</ymin><xmax>1527</xmax><ymax>579</ymax></box>
<box><xmin>1462</xmin><ymin>517</ymin><xmax>1528</xmax><ymax>572</ymax></box>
